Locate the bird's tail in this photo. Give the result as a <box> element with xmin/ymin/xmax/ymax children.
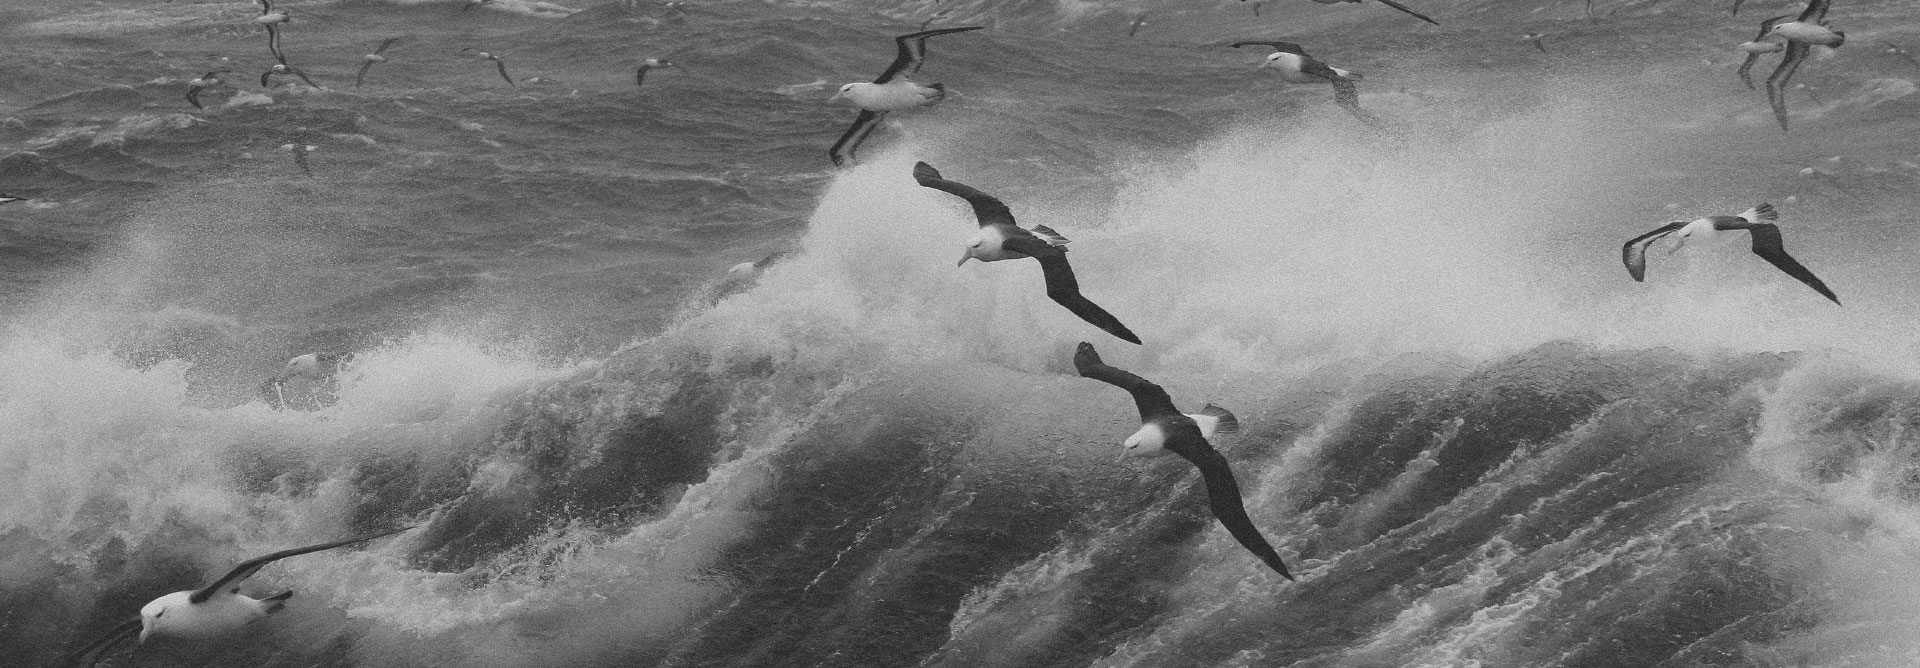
<box><xmin>1193</xmin><ymin>403</ymin><xmax>1240</xmax><ymax>436</ymax></box>
<box><xmin>262</xmin><ymin>590</ymin><xmax>294</xmax><ymax>615</ymax></box>
<box><xmin>1743</xmin><ymin>202</ymin><xmax>1779</xmax><ymax>222</ymax></box>
<box><xmin>1029</xmin><ymin>225</ymin><xmax>1070</xmax><ymax>246</ymax></box>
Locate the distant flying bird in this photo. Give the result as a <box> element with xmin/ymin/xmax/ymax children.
<box><xmin>461</xmin><ymin>48</ymin><xmax>517</xmax><ymax>87</ymax></box>
<box><xmin>635</xmin><ymin>58</ymin><xmax>675</xmax><ymax>88</ymax></box>
<box><xmin>1622</xmin><ymin>202</ymin><xmax>1839</xmax><ymax>304</ymax></box>
<box><xmin>1233</xmin><ymin>41</ymin><xmax>1373</xmax><ymax>122</ymax></box>
<box><xmin>65</xmin><ymin>526</ymin><xmax>415</xmax><ymax>668</ymax></box>
<box><xmin>914</xmin><ymin>162</ymin><xmax>1142</xmax><ymax>344</ymax></box>
<box><xmin>1072</xmin><ymin>342</ymin><xmax>1293</xmax><ymax>580</ymax></box>
<box><xmin>280</xmin><ymin>128</ymin><xmax>316</xmax><ymax>176</ymax></box>
<box><xmin>1300</xmin><ymin>0</ymin><xmax>1439</xmax><ymax>26</ymax></box>
<box><xmin>259</xmin><ymin>62</ymin><xmax>319</xmax><ymax>89</ymax></box>
<box><xmin>186</xmin><ymin>69</ymin><xmax>233</xmax><ymax>109</ymax></box>
<box><xmin>254</xmin><ymin>0</ymin><xmax>291</xmax><ymax>64</ymax></box>
<box><xmin>263</xmin><ymin>352</ymin><xmax>352</xmax><ymax>407</ymax></box>
<box><xmin>827</xmin><ymin>27</ymin><xmax>984</xmax><ymax>167</ymax></box>
<box><xmin>1736</xmin><ymin>15</ymin><xmax>1791</xmax><ymax>90</ymax></box>
<box><xmin>1127</xmin><ymin>13</ymin><xmax>1148</xmax><ymax>38</ymax></box>
<box><xmin>355</xmin><ymin>36</ymin><xmax>406</xmax><ymax>88</ymax></box>
<box><xmin>1764</xmin><ymin>0</ymin><xmax>1845</xmax><ymax>131</ymax></box>
<box><xmin>1733</xmin><ymin>0</ymin><xmax>1747</xmax><ymax>16</ymax></box>
<box><xmin>1881</xmin><ymin>41</ymin><xmax>1920</xmax><ymax>68</ymax></box>
<box><xmin>1522</xmin><ymin>32</ymin><xmax>1548</xmax><ymax>53</ymax></box>
<box><xmin>463</xmin><ymin>0</ymin><xmax>494</xmax><ymax>11</ymax></box>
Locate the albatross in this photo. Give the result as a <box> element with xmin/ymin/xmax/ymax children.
<box><xmin>186</xmin><ymin>69</ymin><xmax>233</xmax><ymax>109</ymax></box>
<box><xmin>1763</xmin><ymin>0</ymin><xmax>1844</xmax><ymax>131</ymax></box>
<box><xmin>636</xmin><ymin>58</ymin><xmax>676</xmax><ymax>88</ymax></box>
<box><xmin>1621</xmin><ymin>202</ymin><xmax>1839</xmax><ymax>304</ymax></box>
<box><xmin>1073</xmin><ymin>342</ymin><xmax>1293</xmax><ymax>580</ymax></box>
<box><xmin>914</xmin><ymin>162</ymin><xmax>1141</xmax><ymax>344</ymax></box>
<box><xmin>65</xmin><ymin>526</ymin><xmax>415</xmax><ymax>668</ymax></box>
<box><xmin>461</xmin><ymin>48</ymin><xmax>517</xmax><ymax>87</ymax></box>
<box><xmin>1736</xmin><ymin>15</ymin><xmax>1791</xmax><ymax>90</ymax></box>
<box><xmin>355</xmin><ymin>36</ymin><xmax>406</xmax><ymax>88</ymax></box>
<box><xmin>1233</xmin><ymin>41</ymin><xmax>1375</xmax><ymax>123</ymax></box>
<box><xmin>827</xmin><ymin>26</ymin><xmax>983</xmax><ymax>167</ymax></box>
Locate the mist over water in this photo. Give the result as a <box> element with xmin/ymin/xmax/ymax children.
<box><xmin>5</xmin><ymin>0</ymin><xmax>1920</xmax><ymax>666</ymax></box>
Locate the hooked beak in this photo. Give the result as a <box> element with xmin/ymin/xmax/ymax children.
<box><xmin>957</xmin><ymin>248</ymin><xmax>973</xmax><ymax>266</ymax></box>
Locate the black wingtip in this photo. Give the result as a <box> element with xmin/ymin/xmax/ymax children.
<box><xmin>1112</xmin><ymin>328</ymin><xmax>1143</xmax><ymax>345</ymax></box>
<box><xmin>912</xmin><ymin>161</ymin><xmax>940</xmax><ymax>184</ymax></box>
<box><xmin>1072</xmin><ymin>341</ymin><xmax>1101</xmax><ymax>375</ymax></box>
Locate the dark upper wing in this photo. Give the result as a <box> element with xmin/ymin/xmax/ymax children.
<box><xmin>1073</xmin><ymin>341</ymin><xmax>1179</xmax><ymax>421</ymax></box>
<box><xmin>1622</xmin><ymin>222</ymin><xmax>1686</xmax><ymax>281</ymax></box>
<box><xmin>492</xmin><ymin>59</ymin><xmax>515</xmax><ymax>86</ymax></box>
<box><xmin>1329</xmin><ymin>75</ymin><xmax>1361</xmax><ymax>111</ymax></box>
<box><xmin>1231</xmin><ymin>41</ymin><xmax>1306</xmax><ymax>56</ymax></box>
<box><xmin>291</xmin><ymin>67</ymin><xmax>320</xmax><ymax>89</ymax></box>
<box><xmin>636</xmin><ymin>64</ymin><xmax>650</xmax><ymax>88</ymax></box>
<box><xmin>187</xmin><ymin>84</ymin><xmax>207</xmax><ymax>109</ymax></box>
<box><xmin>1298</xmin><ymin>56</ymin><xmax>1348</xmax><ymax>83</ymax></box>
<box><xmin>829</xmin><ymin>109</ymin><xmax>884</xmax><ymax>167</ymax></box>
<box><xmin>1164</xmin><ymin>435</ymin><xmax>1295</xmax><ymax>580</ymax></box>
<box><xmin>260</xmin><ymin>68</ymin><xmax>274</xmax><ymax>87</ymax></box>
<box><xmin>189</xmin><ymin>525</ymin><xmax>414</xmax><ymax>604</ymax></box>
<box><xmin>1026</xmin><ymin>248</ymin><xmax>1141</xmax><ymax>345</ymax></box>
<box><xmin>1797</xmin><ymin>0</ymin><xmax>1828</xmax><ymax>23</ymax></box>
<box><xmin>355</xmin><ymin>60</ymin><xmax>376</xmax><ymax>88</ymax></box>
<box><xmin>65</xmin><ymin>617</ymin><xmax>140</xmax><ymax>668</ymax></box>
<box><xmin>1744</xmin><ymin>224</ymin><xmax>1840</xmax><ymax>304</ymax></box>
<box><xmin>1737</xmin><ymin>51</ymin><xmax>1766</xmax><ymax>89</ymax></box>
<box><xmin>1372</xmin><ymin>0</ymin><xmax>1440</xmax><ymax>25</ymax></box>
<box><xmin>874</xmin><ymin>26</ymin><xmax>984</xmax><ymax>84</ymax></box>
<box><xmin>265</xmin><ymin>24</ymin><xmax>286</xmax><ymax>64</ymax></box>
<box><xmin>374</xmin><ymin>36</ymin><xmax>405</xmax><ymax>55</ymax></box>
<box><xmin>1766</xmin><ymin>42</ymin><xmax>1811</xmax><ymax>132</ymax></box>
<box><xmin>912</xmin><ymin>162</ymin><xmax>1017</xmax><ymax>227</ymax></box>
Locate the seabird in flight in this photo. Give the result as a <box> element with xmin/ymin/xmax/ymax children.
<box><xmin>1523</xmin><ymin>32</ymin><xmax>1548</xmax><ymax>53</ymax></box>
<box><xmin>1764</xmin><ymin>0</ymin><xmax>1844</xmax><ymax>131</ymax></box>
<box><xmin>1301</xmin><ymin>0</ymin><xmax>1439</xmax><ymax>26</ymax></box>
<box><xmin>1072</xmin><ymin>342</ymin><xmax>1293</xmax><ymax>580</ymax></box>
<box><xmin>914</xmin><ymin>162</ymin><xmax>1141</xmax><ymax>344</ymax></box>
<box><xmin>636</xmin><ymin>58</ymin><xmax>675</xmax><ymax>87</ymax></box>
<box><xmin>1234</xmin><ymin>41</ymin><xmax>1374</xmax><ymax>122</ymax></box>
<box><xmin>1736</xmin><ymin>15</ymin><xmax>1791</xmax><ymax>90</ymax></box>
<box><xmin>0</xmin><ymin>194</ymin><xmax>22</xmax><ymax>205</ymax></box>
<box><xmin>254</xmin><ymin>0</ymin><xmax>291</xmax><ymax>64</ymax></box>
<box><xmin>1127</xmin><ymin>13</ymin><xmax>1148</xmax><ymax>38</ymax></box>
<box><xmin>65</xmin><ymin>526</ymin><xmax>415</xmax><ymax>668</ymax></box>
<box><xmin>260</xmin><ymin>62</ymin><xmax>319</xmax><ymax>89</ymax></box>
<box><xmin>461</xmin><ymin>48</ymin><xmax>517</xmax><ymax>87</ymax></box>
<box><xmin>827</xmin><ymin>26</ymin><xmax>984</xmax><ymax>167</ymax></box>
<box><xmin>1622</xmin><ymin>202</ymin><xmax>1839</xmax><ymax>304</ymax></box>
<box><xmin>186</xmin><ymin>69</ymin><xmax>233</xmax><ymax>109</ymax></box>
<box><xmin>263</xmin><ymin>352</ymin><xmax>352</xmax><ymax>407</ymax></box>
<box><xmin>355</xmin><ymin>37</ymin><xmax>406</xmax><ymax>88</ymax></box>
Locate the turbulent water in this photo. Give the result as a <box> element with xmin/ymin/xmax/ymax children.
<box><xmin>5</xmin><ymin>0</ymin><xmax>1920</xmax><ymax>666</ymax></box>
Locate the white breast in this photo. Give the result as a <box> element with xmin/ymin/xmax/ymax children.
<box><xmin>965</xmin><ymin>226</ymin><xmax>1022</xmax><ymax>263</ymax></box>
<box><xmin>841</xmin><ymin>80</ymin><xmax>941</xmax><ymax>111</ymax></box>
<box><xmin>142</xmin><ymin>591</ymin><xmax>271</xmax><ymax>641</ymax></box>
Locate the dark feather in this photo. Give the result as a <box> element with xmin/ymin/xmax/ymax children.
<box><xmin>1797</xmin><ymin>0</ymin><xmax>1829</xmax><ymax>23</ymax></box>
<box><xmin>873</xmin><ymin>27</ymin><xmax>983</xmax><ymax>84</ymax></box>
<box><xmin>828</xmin><ymin>109</ymin><xmax>884</xmax><ymax>167</ymax></box>
<box><xmin>911</xmin><ymin>161</ymin><xmax>1016</xmax><ymax>227</ymax></box>
<box><xmin>1373</xmin><ymin>0</ymin><xmax>1439</xmax><ymax>25</ymax></box>
<box><xmin>1766</xmin><ymin>42</ymin><xmax>1812</xmax><ymax>132</ymax></box>
<box><xmin>1015</xmin><ymin>239</ymin><xmax>1141</xmax><ymax>345</ymax></box>
<box><xmin>1621</xmin><ymin>222</ymin><xmax>1686</xmax><ymax>281</ymax></box>
<box><xmin>190</xmin><ymin>526</ymin><xmax>415</xmax><ymax>604</ymax></box>
<box><xmin>66</xmin><ymin>617</ymin><xmax>140</xmax><ymax>668</ymax></box>
<box><xmin>1231</xmin><ymin>40</ymin><xmax>1308</xmax><ymax>56</ymax></box>
<box><xmin>492</xmin><ymin>59</ymin><xmax>515</xmax><ymax>86</ymax></box>
<box><xmin>1072</xmin><ymin>342</ymin><xmax>1180</xmax><ymax>422</ymax></box>
<box><xmin>1736</xmin><ymin>223</ymin><xmax>1841</xmax><ymax>304</ymax></box>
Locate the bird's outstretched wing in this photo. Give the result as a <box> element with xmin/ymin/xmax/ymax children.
<box><xmin>1231</xmin><ymin>40</ymin><xmax>1308</xmax><ymax>56</ymax></box>
<box><xmin>1167</xmin><ymin>437</ymin><xmax>1296</xmax><ymax>580</ymax></box>
<box><xmin>290</xmin><ymin>67</ymin><xmax>320</xmax><ymax>89</ymax></box>
<box><xmin>65</xmin><ymin>617</ymin><xmax>141</xmax><ymax>668</ymax></box>
<box><xmin>1621</xmin><ymin>222</ymin><xmax>1687</xmax><ymax>281</ymax></box>
<box><xmin>1766</xmin><ymin>42</ymin><xmax>1812</xmax><ymax>132</ymax></box>
<box><xmin>912</xmin><ymin>162</ymin><xmax>1017</xmax><ymax>227</ymax></box>
<box><xmin>1744</xmin><ymin>224</ymin><xmax>1840</xmax><ymax>304</ymax></box>
<box><xmin>1373</xmin><ymin>0</ymin><xmax>1440</xmax><ymax>26</ymax></box>
<box><xmin>189</xmin><ymin>525</ymin><xmax>415</xmax><ymax>604</ymax></box>
<box><xmin>492</xmin><ymin>59</ymin><xmax>515</xmax><ymax>86</ymax></box>
<box><xmin>373</xmin><ymin>36</ymin><xmax>405</xmax><ymax>56</ymax></box>
<box><xmin>187</xmin><ymin>84</ymin><xmax>208</xmax><ymax>109</ymax></box>
<box><xmin>873</xmin><ymin>27</ymin><xmax>984</xmax><ymax>84</ymax></box>
<box><xmin>355</xmin><ymin>60</ymin><xmax>376</xmax><ymax>88</ymax></box>
<box><xmin>1797</xmin><ymin>0</ymin><xmax>1830</xmax><ymax>23</ymax></box>
<box><xmin>828</xmin><ymin>109</ymin><xmax>885</xmax><ymax>167</ymax></box>
<box><xmin>1073</xmin><ymin>342</ymin><xmax>1179</xmax><ymax>421</ymax></box>
<box><xmin>265</xmin><ymin>23</ymin><xmax>286</xmax><ymax>64</ymax></box>
<box><xmin>1011</xmin><ymin>239</ymin><xmax>1141</xmax><ymax>344</ymax></box>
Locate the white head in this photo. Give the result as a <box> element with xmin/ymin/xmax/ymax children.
<box><xmin>957</xmin><ymin>234</ymin><xmax>984</xmax><ymax>266</ymax></box>
<box><xmin>138</xmin><ymin>592</ymin><xmax>191</xmax><ymax>642</ymax></box>
<box><xmin>1122</xmin><ymin>423</ymin><xmax>1171</xmax><ymax>458</ymax></box>
<box><xmin>828</xmin><ymin>82</ymin><xmax>861</xmax><ymax>102</ymax></box>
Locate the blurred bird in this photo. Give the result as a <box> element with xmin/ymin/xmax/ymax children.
<box><xmin>461</xmin><ymin>48</ymin><xmax>517</xmax><ymax>86</ymax></box>
<box><xmin>636</xmin><ymin>58</ymin><xmax>675</xmax><ymax>88</ymax></box>
<box><xmin>355</xmin><ymin>36</ymin><xmax>406</xmax><ymax>88</ymax></box>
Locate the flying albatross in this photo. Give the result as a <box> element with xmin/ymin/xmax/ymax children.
<box><xmin>254</xmin><ymin>0</ymin><xmax>290</xmax><ymax>64</ymax></box>
<box><xmin>914</xmin><ymin>162</ymin><xmax>1142</xmax><ymax>344</ymax></box>
<box><xmin>1073</xmin><ymin>342</ymin><xmax>1293</xmax><ymax>580</ymax></box>
<box><xmin>461</xmin><ymin>48</ymin><xmax>517</xmax><ymax>87</ymax></box>
<box><xmin>1622</xmin><ymin>202</ymin><xmax>1839</xmax><ymax>304</ymax></box>
<box><xmin>827</xmin><ymin>26</ymin><xmax>983</xmax><ymax>167</ymax></box>
<box><xmin>186</xmin><ymin>69</ymin><xmax>233</xmax><ymax>109</ymax></box>
<box><xmin>1763</xmin><ymin>0</ymin><xmax>1844</xmax><ymax>131</ymax></box>
<box><xmin>1233</xmin><ymin>41</ymin><xmax>1377</xmax><ymax>124</ymax></box>
<box><xmin>355</xmin><ymin>36</ymin><xmax>406</xmax><ymax>88</ymax></box>
<box><xmin>636</xmin><ymin>58</ymin><xmax>676</xmax><ymax>88</ymax></box>
<box><xmin>65</xmin><ymin>526</ymin><xmax>415</xmax><ymax>668</ymax></box>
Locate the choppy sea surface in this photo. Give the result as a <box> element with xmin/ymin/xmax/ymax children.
<box><xmin>6</xmin><ymin>0</ymin><xmax>1920</xmax><ymax>666</ymax></box>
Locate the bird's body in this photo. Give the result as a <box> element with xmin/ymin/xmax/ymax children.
<box><xmin>355</xmin><ymin>37</ymin><xmax>405</xmax><ymax>88</ymax></box>
<box><xmin>1073</xmin><ymin>342</ymin><xmax>1289</xmax><ymax>579</ymax></box>
<box><xmin>1621</xmin><ymin>202</ymin><xmax>1839</xmax><ymax>304</ymax></box>
<box><xmin>1771</xmin><ymin>20</ymin><xmax>1844</xmax><ymax>47</ymax></box>
<box><xmin>827</xmin><ymin>27</ymin><xmax>983</xmax><ymax>166</ymax></box>
<box><xmin>914</xmin><ymin>162</ymin><xmax>1141</xmax><ymax>344</ymax></box>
